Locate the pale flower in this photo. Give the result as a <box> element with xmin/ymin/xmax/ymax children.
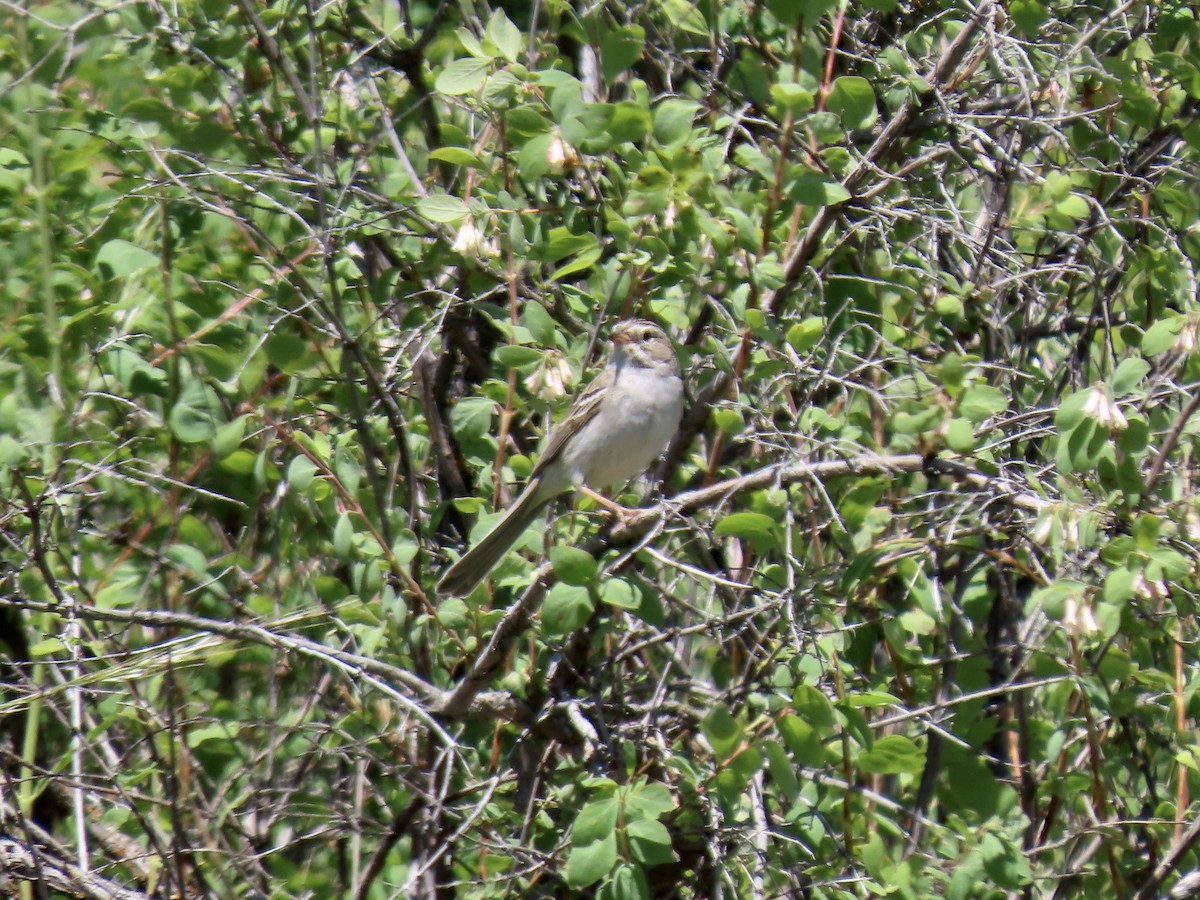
<box><xmin>1061</xmin><ymin>510</ymin><xmax>1080</xmax><ymax>549</ymax></box>
<box><xmin>1030</xmin><ymin>513</ymin><xmax>1054</xmax><ymax>545</ymax></box>
<box><xmin>451</xmin><ymin>219</ymin><xmax>499</xmax><ymax>258</ymax></box>
<box><xmin>1062</xmin><ymin>594</ymin><xmax>1100</xmax><ymax>638</ymax></box>
<box><xmin>1185</xmin><ymin>509</ymin><xmax>1200</xmax><ymax>542</ymax></box>
<box><xmin>524</xmin><ymin>350</ymin><xmax>574</xmax><ymax>400</ymax></box>
<box><xmin>1031</xmin><ymin>506</ymin><xmax>1080</xmax><ymax>548</ymax></box>
<box><xmin>1132</xmin><ymin>572</ymin><xmax>1169</xmax><ymax>601</ymax></box>
<box><xmin>1174</xmin><ymin>317</ymin><xmax>1198</xmax><ymax>354</ymax></box>
<box><xmin>546</xmin><ymin>131</ymin><xmax>580</xmax><ymax>173</ymax></box>
<box><xmin>1081</xmin><ymin>383</ymin><xmax>1127</xmax><ymax>431</ymax></box>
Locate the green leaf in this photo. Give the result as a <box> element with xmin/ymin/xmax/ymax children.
<box><xmin>485</xmin><ymin>9</ymin><xmax>522</xmax><ymax>62</ymax></box>
<box><xmin>624</xmin><ymin>780</ymin><xmax>675</xmax><ymax>819</ymax></box>
<box><xmin>165</xmin><ymin>543</ymin><xmax>208</xmax><ymax>579</ymax></box>
<box><xmin>437</xmin><ymin>597</ymin><xmax>470</xmax><ymax>630</ymax></box>
<box><xmin>573</xmin><ymin>797</ymin><xmax>620</xmax><ymax>844</ymax></box>
<box><xmin>627</xmin><ymin>819</ymin><xmax>675</xmax><ymax>865</ymax></box>
<box><xmin>940</xmin><ymin>353</ymin><xmax>967</xmax><ymax>396</ymax></box>
<box><xmin>417</xmin><ymin>193</ymin><xmax>470</xmax><ymax>224</ymax></box>
<box><xmin>786</xmin><ymin>316</ymin><xmax>826</xmax><ymax>352</ymax></box>
<box><xmin>1142</xmin><ymin>315</ymin><xmax>1184</xmax><ymax>355</ymax></box>
<box><xmin>1120</xmin><ymin>415</ymin><xmax>1150</xmax><ymax>454</ymax></box>
<box><xmin>505</xmin><ymin>104</ymin><xmax>553</xmax><ymax>139</ymax></box>
<box><xmin>482</xmin><ymin>75</ymin><xmax>520</xmax><ymax>112</ymax></box>
<box><xmin>524</xmin><ymin>301</ymin><xmax>558</xmax><ymax>345</ymax></box>
<box><xmin>843</xmin><ymin>690</ymin><xmax>901</xmax><ymax>708</ymax></box>
<box><xmin>96</xmin><ymin>239</ymin><xmax>158</xmax><ymax>279</ymax></box>
<box><xmin>287</xmin><ymin>456</ymin><xmax>318</xmax><ymax>492</ymax></box>
<box><xmin>1067</xmin><ymin>419</ymin><xmax>1108</xmax><ymax>473</ymax></box>
<box><xmin>1150</xmin><ymin>546</ymin><xmax>1190</xmax><ymax>578</ymax></box>
<box><xmin>122</xmin><ymin>97</ymin><xmax>175</xmax><ymax>129</ymax></box>
<box><xmin>946</xmin><ymin>418</ymin><xmax>975</xmax><ymax>452</ymax></box>
<box><xmin>891</xmin><ymin>405</ymin><xmax>944</xmax><ymax>435</ymax></box>
<box><xmin>0</xmin><ymin>436</ymin><xmax>27</xmax><ymax>470</ymax></box>
<box><xmin>603</xmin><ymin>864</ymin><xmax>650</xmax><ymax>900</ymax></box>
<box><xmin>550</xmin><ymin>546</ymin><xmax>597</xmax><ymax>585</ymax></box>
<box><xmin>787</xmin><ymin>173</ymin><xmax>850</xmax><ymax>206</ymax></box>
<box><xmin>763</xmin><ymin>739</ymin><xmax>800</xmax><ymax>803</ymax></box>
<box><xmin>767</xmin><ymin>0</ymin><xmax>836</xmax><ymax>22</ymax></box>
<box><xmin>30</xmin><ymin>638</ymin><xmax>67</xmax><ymax>656</ymax></box>
<box><xmin>333</xmin><ymin>513</ymin><xmax>354</xmax><ymax>559</ymax></box>
<box><xmin>1055</xmin><ymin>386</ymin><xmax>1093</xmax><ymax>430</ymax></box>
<box><xmin>168</xmin><ymin>381</ymin><xmax>224</xmax><ymax>443</ymax></box>
<box><xmin>566</xmin><ymin>832</ymin><xmax>618</xmax><ymax>888</ymax></box>
<box><xmin>714</xmin><ymin>511</ymin><xmax>778</xmax><ymax>550</ymax></box>
<box><xmin>653</xmin><ymin>98</ymin><xmax>701</xmax><ymax>145</ymax></box>
<box><xmin>1010</xmin><ymin>0</ymin><xmax>1048</xmax><ymax>35</ymax></box>
<box><xmin>771</xmin><ymin>82</ymin><xmax>815</xmax><ymax>113</ymax></box>
<box><xmin>779</xmin><ymin>714</ymin><xmax>825</xmax><ymax>765</ymax></box>
<box><xmin>454</xmin><ymin>26</ymin><xmax>487</xmax><ymax>59</ymax></box>
<box><xmin>451</xmin><ymin>496</ymin><xmax>485</xmax><ymax>514</ymax></box>
<box><xmin>1111</xmin><ymin>357</ymin><xmax>1150</xmax><ymax>396</ymax></box>
<box><xmin>105</xmin><ymin>348</ymin><xmax>167</xmax><ymax>397</ymax></box>
<box><xmin>713</xmin><ymin>408</ymin><xmax>745</xmax><ymax>434</ymax></box>
<box><xmin>826</xmin><ymin>76</ymin><xmax>877</xmax><ymax>130</ymax></box>
<box><xmin>839</xmin><ymin>478</ymin><xmax>886</xmax><ymax>532</ymax></box>
<box><xmin>608</xmin><ymin>100</ymin><xmax>652</xmax><ymax>144</ymax></box>
<box><xmin>601</xmin><ymin>25</ymin><xmax>645</xmax><ymax>80</ymax></box>
<box><xmin>600</xmin><ymin>577</ymin><xmax>639</xmax><ymax>610</ymax></box>
<box><xmin>213</xmin><ymin>415</ymin><xmax>247</xmax><ymax>458</ymax></box>
<box><xmin>541</xmin><ymin>227</ymin><xmax>598</xmax><ymax>262</ymax></box>
<box><xmin>702</xmin><ymin>704</ymin><xmax>743</xmax><ymax>760</ymax></box>
<box><xmin>427</xmin><ymin>147</ymin><xmax>484</xmax><ymax>167</ymax></box>
<box><xmin>541</xmin><ymin>584</ymin><xmax>595</xmax><ymax>635</ymax></box>
<box><xmin>494</xmin><ymin>345</ymin><xmax>544</xmax><ymax>368</ymax></box>
<box><xmin>792</xmin><ymin>685</ymin><xmax>836</xmax><ymax>731</ymax></box>
<box><xmin>1104</xmin><ymin>565</ymin><xmax>1137</xmax><ymax>605</ymax></box>
<box><xmin>550</xmin><ymin>246</ymin><xmax>602</xmax><ymax>281</ymax></box>
<box><xmin>766</xmin><ymin>0</ymin><xmax>804</xmax><ymax>22</ymax></box>
<box><xmin>980</xmin><ymin>833</ymin><xmax>1032</xmax><ymax>888</ymax></box>
<box><xmin>957</xmin><ymin>385</ymin><xmax>1007</xmax><ymax>423</ymax></box>
<box><xmin>450</xmin><ymin>396</ymin><xmax>495</xmax><ymax>441</ymax></box>
<box><xmin>857</xmin><ymin>734</ymin><xmax>926</xmax><ymax>775</ymax></box>
<box><xmin>1055</xmin><ymin>193</ymin><xmax>1090</xmax><ymax>220</ymax></box>
<box><xmin>435</xmin><ymin>58</ymin><xmax>491</xmax><ymax>96</ymax></box>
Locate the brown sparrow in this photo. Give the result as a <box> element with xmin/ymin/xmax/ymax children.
<box><xmin>437</xmin><ymin>319</ymin><xmax>684</xmax><ymax>596</ymax></box>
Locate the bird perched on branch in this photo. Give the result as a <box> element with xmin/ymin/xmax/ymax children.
<box><xmin>437</xmin><ymin>319</ymin><xmax>684</xmax><ymax>596</ymax></box>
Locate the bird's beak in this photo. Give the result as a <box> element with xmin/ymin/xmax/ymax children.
<box><xmin>612</xmin><ymin>330</ymin><xmax>631</xmax><ymax>346</ymax></box>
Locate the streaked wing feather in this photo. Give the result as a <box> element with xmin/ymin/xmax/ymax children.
<box><xmin>529</xmin><ymin>369</ymin><xmax>609</xmax><ymax>479</ymax></box>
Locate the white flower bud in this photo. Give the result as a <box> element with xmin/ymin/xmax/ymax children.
<box><xmin>1063</xmin><ymin>594</ymin><xmax>1100</xmax><ymax>638</ymax></box>
<box><xmin>1175</xmin><ymin>317</ymin><xmax>1198</xmax><ymax>354</ymax></box>
<box><xmin>1185</xmin><ymin>509</ymin><xmax>1200</xmax><ymax>542</ymax></box>
<box><xmin>524</xmin><ymin>350</ymin><xmax>574</xmax><ymax>400</ymax></box>
<box><xmin>1081</xmin><ymin>383</ymin><xmax>1127</xmax><ymax>431</ymax></box>
<box><xmin>1031</xmin><ymin>506</ymin><xmax>1082</xmax><ymax>548</ymax></box>
<box><xmin>451</xmin><ymin>219</ymin><xmax>499</xmax><ymax>258</ymax></box>
<box><xmin>1030</xmin><ymin>513</ymin><xmax>1054</xmax><ymax>545</ymax></box>
<box><xmin>1132</xmin><ymin>573</ymin><xmax>1168</xmax><ymax>601</ymax></box>
<box><xmin>546</xmin><ymin>131</ymin><xmax>580</xmax><ymax>173</ymax></box>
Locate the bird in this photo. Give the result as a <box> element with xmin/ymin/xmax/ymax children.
<box><xmin>437</xmin><ymin>319</ymin><xmax>684</xmax><ymax>596</ymax></box>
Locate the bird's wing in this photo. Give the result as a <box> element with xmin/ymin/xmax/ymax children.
<box><xmin>528</xmin><ymin>367</ymin><xmax>610</xmax><ymax>480</ymax></box>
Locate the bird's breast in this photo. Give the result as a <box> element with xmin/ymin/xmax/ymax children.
<box><xmin>559</xmin><ymin>367</ymin><xmax>683</xmax><ymax>489</ymax></box>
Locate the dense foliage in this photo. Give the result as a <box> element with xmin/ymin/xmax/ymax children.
<box><xmin>4</xmin><ymin>0</ymin><xmax>1200</xmax><ymax>897</ymax></box>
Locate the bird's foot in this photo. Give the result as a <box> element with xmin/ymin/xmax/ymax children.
<box><xmin>577</xmin><ymin>486</ymin><xmax>638</xmax><ymax>526</ymax></box>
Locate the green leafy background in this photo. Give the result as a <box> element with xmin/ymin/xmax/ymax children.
<box><xmin>3</xmin><ymin>0</ymin><xmax>1200</xmax><ymax>897</ymax></box>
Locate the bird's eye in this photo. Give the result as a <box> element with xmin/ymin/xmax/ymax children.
<box><xmin>641</xmin><ymin>327</ymin><xmax>653</xmax><ymax>340</ymax></box>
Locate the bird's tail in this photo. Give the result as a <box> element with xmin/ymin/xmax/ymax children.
<box><xmin>436</xmin><ymin>482</ymin><xmax>549</xmax><ymax>596</ymax></box>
